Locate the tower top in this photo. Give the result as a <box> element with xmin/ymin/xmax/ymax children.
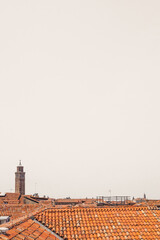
<box><xmin>19</xmin><ymin>160</ymin><xmax>22</xmax><ymax>166</ymax></box>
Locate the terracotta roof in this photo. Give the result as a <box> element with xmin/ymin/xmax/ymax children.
<box><xmin>0</xmin><ymin>204</ymin><xmax>43</xmax><ymax>221</ymax></box>
<box><xmin>0</xmin><ymin>193</ymin><xmax>52</xmax><ymax>206</ymax></box>
<box><xmin>55</xmin><ymin>198</ymin><xmax>96</xmax><ymax>203</ymax></box>
<box><xmin>0</xmin><ymin>193</ymin><xmax>20</xmax><ymax>204</ymax></box>
<box><xmin>23</xmin><ymin>196</ymin><xmax>39</xmax><ymax>204</ymax></box>
<box><xmin>35</xmin><ymin>206</ymin><xmax>160</xmax><ymax>239</ymax></box>
<box><xmin>146</xmin><ymin>200</ymin><xmax>160</xmax><ymax>206</ymax></box>
<box><xmin>54</xmin><ymin>199</ymin><xmax>97</xmax><ymax>207</ymax></box>
<box><xmin>31</xmin><ymin>196</ymin><xmax>49</xmax><ymax>201</ymax></box>
<box><xmin>55</xmin><ymin>199</ymin><xmax>83</xmax><ymax>204</ymax></box>
<box><xmin>0</xmin><ymin>219</ymin><xmax>60</xmax><ymax>240</ymax></box>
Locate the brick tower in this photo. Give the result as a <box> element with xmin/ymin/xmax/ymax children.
<box><xmin>15</xmin><ymin>160</ymin><xmax>25</xmax><ymax>195</ymax></box>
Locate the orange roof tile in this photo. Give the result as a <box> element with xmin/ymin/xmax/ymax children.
<box><xmin>0</xmin><ymin>219</ymin><xmax>60</xmax><ymax>240</ymax></box>
<box><xmin>0</xmin><ymin>204</ymin><xmax>44</xmax><ymax>221</ymax></box>
<box><xmin>35</xmin><ymin>206</ymin><xmax>160</xmax><ymax>239</ymax></box>
<box><xmin>0</xmin><ymin>193</ymin><xmax>20</xmax><ymax>205</ymax></box>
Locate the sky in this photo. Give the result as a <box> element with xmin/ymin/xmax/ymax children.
<box><xmin>0</xmin><ymin>0</ymin><xmax>160</xmax><ymax>199</ymax></box>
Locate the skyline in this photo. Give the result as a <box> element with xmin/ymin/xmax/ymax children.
<box><xmin>0</xmin><ymin>160</ymin><xmax>157</xmax><ymax>200</ymax></box>
<box><xmin>0</xmin><ymin>0</ymin><xmax>160</xmax><ymax>199</ymax></box>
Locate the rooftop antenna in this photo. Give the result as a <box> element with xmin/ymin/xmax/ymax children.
<box><xmin>109</xmin><ymin>189</ymin><xmax>111</xmax><ymax>201</ymax></box>
<box><xmin>19</xmin><ymin>160</ymin><xmax>22</xmax><ymax>166</ymax></box>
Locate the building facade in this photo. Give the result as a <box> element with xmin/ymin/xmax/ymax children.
<box><xmin>15</xmin><ymin>161</ymin><xmax>25</xmax><ymax>195</ymax></box>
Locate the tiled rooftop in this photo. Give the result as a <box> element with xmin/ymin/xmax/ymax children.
<box><xmin>0</xmin><ymin>193</ymin><xmax>20</xmax><ymax>205</ymax></box>
<box><xmin>0</xmin><ymin>193</ymin><xmax>53</xmax><ymax>208</ymax></box>
<box><xmin>1</xmin><ymin>197</ymin><xmax>160</xmax><ymax>239</ymax></box>
<box><xmin>0</xmin><ymin>219</ymin><xmax>60</xmax><ymax>240</ymax></box>
<box><xmin>55</xmin><ymin>199</ymin><xmax>97</xmax><ymax>204</ymax></box>
<box><xmin>35</xmin><ymin>206</ymin><xmax>160</xmax><ymax>239</ymax></box>
<box><xmin>0</xmin><ymin>204</ymin><xmax>43</xmax><ymax>221</ymax></box>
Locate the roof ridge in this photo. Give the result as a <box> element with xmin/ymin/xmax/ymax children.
<box><xmin>38</xmin><ymin>205</ymin><xmax>158</xmax><ymax>213</ymax></box>
<box><xmin>33</xmin><ymin>219</ymin><xmax>64</xmax><ymax>240</ymax></box>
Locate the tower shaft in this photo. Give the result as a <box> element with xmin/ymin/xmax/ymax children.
<box><xmin>15</xmin><ymin>162</ymin><xmax>25</xmax><ymax>195</ymax></box>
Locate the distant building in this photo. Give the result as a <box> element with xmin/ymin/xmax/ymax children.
<box><xmin>15</xmin><ymin>161</ymin><xmax>25</xmax><ymax>195</ymax></box>
<box><xmin>0</xmin><ymin>216</ymin><xmax>10</xmax><ymax>225</ymax></box>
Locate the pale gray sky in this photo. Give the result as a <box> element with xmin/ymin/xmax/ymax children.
<box><xmin>0</xmin><ymin>0</ymin><xmax>160</xmax><ymax>199</ymax></box>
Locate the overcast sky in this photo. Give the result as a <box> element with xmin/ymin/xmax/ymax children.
<box><xmin>0</xmin><ymin>0</ymin><xmax>160</xmax><ymax>199</ymax></box>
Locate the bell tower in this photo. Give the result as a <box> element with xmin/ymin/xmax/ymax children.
<box><xmin>15</xmin><ymin>160</ymin><xmax>25</xmax><ymax>195</ymax></box>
